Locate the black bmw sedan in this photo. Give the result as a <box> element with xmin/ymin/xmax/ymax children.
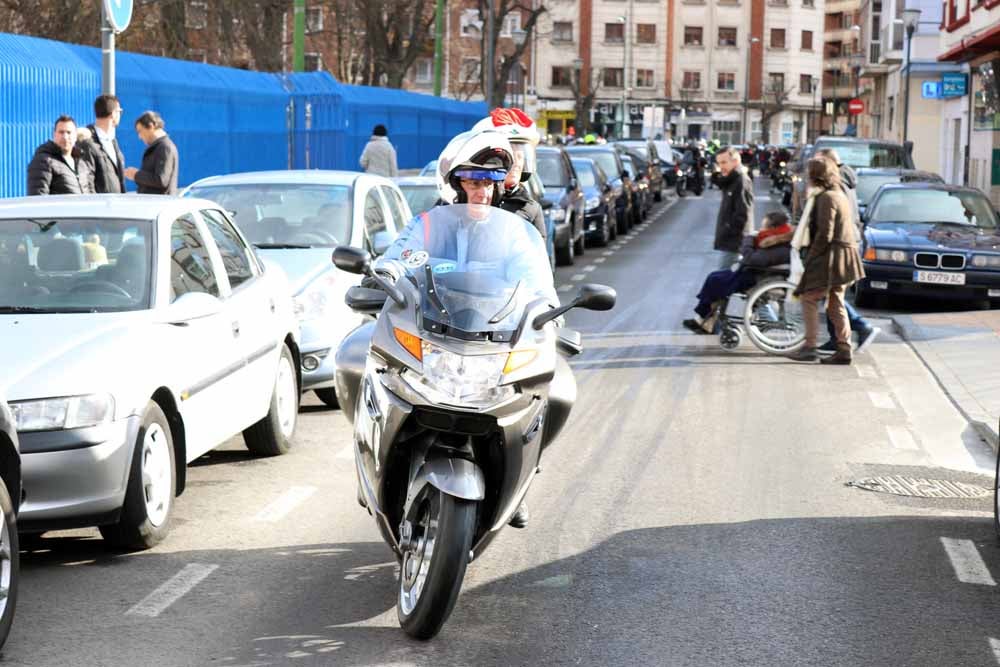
<box><xmin>856</xmin><ymin>183</ymin><xmax>1000</xmax><ymax>306</ymax></box>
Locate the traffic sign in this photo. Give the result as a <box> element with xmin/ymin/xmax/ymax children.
<box><xmin>942</xmin><ymin>72</ymin><xmax>968</xmax><ymax>98</ymax></box>
<box><xmin>103</xmin><ymin>0</ymin><xmax>133</xmax><ymax>33</ymax></box>
<box><xmin>922</xmin><ymin>81</ymin><xmax>942</xmax><ymax>99</ymax></box>
<box><xmin>847</xmin><ymin>98</ymin><xmax>864</xmax><ymax>115</ymax></box>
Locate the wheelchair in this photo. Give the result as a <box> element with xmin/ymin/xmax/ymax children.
<box><xmin>713</xmin><ymin>264</ymin><xmax>806</xmax><ymax>355</ymax></box>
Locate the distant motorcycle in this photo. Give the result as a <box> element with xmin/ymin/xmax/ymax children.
<box><xmin>675</xmin><ymin>162</ymin><xmax>704</xmax><ymax>197</ymax></box>
<box><xmin>770</xmin><ymin>161</ymin><xmax>792</xmax><ymax>207</ymax></box>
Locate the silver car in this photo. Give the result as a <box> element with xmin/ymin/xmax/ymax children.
<box><xmin>184</xmin><ymin>171</ymin><xmax>413</xmax><ymax>408</ymax></box>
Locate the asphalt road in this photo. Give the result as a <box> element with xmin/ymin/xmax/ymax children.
<box><xmin>8</xmin><ymin>185</ymin><xmax>1000</xmax><ymax>666</ymax></box>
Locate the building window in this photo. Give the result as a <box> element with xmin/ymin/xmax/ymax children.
<box><xmin>636</xmin><ymin>24</ymin><xmax>656</xmax><ymax>44</ymax></box>
<box><xmin>414</xmin><ymin>58</ymin><xmax>433</xmax><ymax>84</ymax></box>
<box><xmin>682</xmin><ymin>71</ymin><xmax>702</xmax><ymax>89</ymax></box>
<box><xmin>306</xmin><ymin>7</ymin><xmax>323</xmax><ymax>33</ymax></box>
<box><xmin>304</xmin><ymin>53</ymin><xmax>323</xmax><ymax>72</ymax></box>
<box><xmin>501</xmin><ymin>13</ymin><xmax>521</xmax><ymax>37</ymax></box>
<box><xmin>770</xmin><ymin>28</ymin><xmax>785</xmax><ymax>48</ymax></box>
<box><xmin>768</xmin><ymin>72</ymin><xmax>785</xmax><ymax>92</ymax></box>
<box><xmin>462</xmin><ymin>58</ymin><xmax>482</xmax><ymax>81</ymax></box>
<box><xmin>553</xmin><ymin>21</ymin><xmax>573</xmax><ymax>41</ymax></box>
<box><xmin>717</xmin><ymin>72</ymin><xmax>736</xmax><ymax>90</ymax></box>
<box><xmin>604</xmin><ymin>22</ymin><xmax>624</xmax><ymax>43</ymax></box>
<box><xmin>718</xmin><ymin>27</ymin><xmax>737</xmax><ymax>47</ymax></box>
<box><xmin>799</xmin><ymin>31</ymin><xmax>812</xmax><ymax>52</ymax></box>
<box><xmin>460</xmin><ymin>9</ymin><xmax>482</xmax><ymax>37</ymax></box>
<box><xmin>800</xmin><ymin>74</ymin><xmax>813</xmax><ymax>94</ymax></box>
<box><xmin>802</xmin><ymin>0</ymin><xmax>814</xmax><ymax>6</ymax></box>
<box><xmin>186</xmin><ymin>1</ymin><xmax>207</xmax><ymax>29</ymax></box>
<box><xmin>636</xmin><ymin>69</ymin><xmax>654</xmax><ymax>87</ymax></box>
<box><xmin>684</xmin><ymin>26</ymin><xmax>703</xmax><ymax>46</ymax></box>
<box><xmin>551</xmin><ymin>66</ymin><xmax>572</xmax><ymax>88</ymax></box>
<box><xmin>603</xmin><ymin>67</ymin><xmax>624</xmax><ymax>88</ymax></box>
<box><xmin>712</xmin><ymin>120</ymin><xmax>741</xmax><ymax>144</ymax></box>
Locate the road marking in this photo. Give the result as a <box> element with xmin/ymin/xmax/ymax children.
<box><xmin>571</xmin><ymin>274</ymin><xmax>586</xmax><ymax>281</ymax></box>
<box><xmin>855</xmin><ymin>365</ymin><xmax>878</xmax><ymax>379</ymax></box>
<box><xmin>594</xmin><ymin>257</ymin><xmax>606</xmax><ymax>263</ymax></box>
<box><xmin>867</xmin><ymin>391</ymin><xmax>895</xmax><ymax>410</ymax></box>
<box><xmin>583</xmin><ymin>265</ymin><xmax>596</xmax><ymax>272</ymax></box>
<box><xmin>558</xmin><ymin>284</ymin><xmax>573</xmax><ymax>292</ymax></box>
<box><xmin>941</xmin><ymin>537</ymin><xmax>997</xmax><ymax>586</ymax></box>
<box><xmin>886</xmin><ymin>425</ymin><xmax>919</xmax><ymax>450</ymax></box>
<box><xmin>126</xmin><ymin>564</ymin><xmax>219</xmax><ymax>618</ymax></box>
<box><xmin>336</xmin><ymin>444</ymin><xmax>354</xmax><ymax>460</ymax></box>
<box><xmin>253</xmin><ymin>486</ymin><xmax>317</xmax><ymax>522</ymax></box>
<box><xmin>602</xmin><ymin>251</ymin><xmax>614</xmax><ymax>256</ymax></box>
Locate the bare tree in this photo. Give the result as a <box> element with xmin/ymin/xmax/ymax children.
<box><xmin>475</xmin><ymin>0</ymin><xmax>547</xmax><ymax>107</ymax></box>
<box><xmin>0</xmin><ymin>0</ymin><xmax>100</xmax><ymax>45</ymax></box>
<box><xmin>568</xmin><ymin>66</ymin><xmax>602</xmax><ymax>135</ymax></box>
<box><xmin>353</xmin><ymin>0</ymin><xmax>436</xmax><ymax>88</ymax></box>
<box><xmin>756</xmin><ymin>84</ymin><xmax>795</xmax><ymax>145</ymax></box>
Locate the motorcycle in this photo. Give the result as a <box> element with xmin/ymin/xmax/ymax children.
<box><xmin>769</xmin><ymin>160</ymin><xmax>792</xmax><ymax>207</ymax></box>
<box><xmin>332</xmin><ymin>205</ymin><xmax>616</xmax><ymax>640</ymax></box>
<box><xmin>675</xmin><ymin>161</ymin><xmax>704</xmax><ymax>197</ymax></box>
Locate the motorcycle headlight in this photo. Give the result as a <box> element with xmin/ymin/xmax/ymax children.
<box><xmin>585</xmin><ymin>196</ymin><xmax>601</xmax><ymax>210</ymax></box>
<box><xmin>401</xmin><ymin>341</ymin><xmax>516</xmax><ymax>407</ymax></box>
<box><xmin>293</xmin><ymin>271</ymin><xmax>338</xmax><ymax>322</ymax></box>
<box><xmin>971</xmin><ymin>254</ymin><xmax>1000</xmax><ymax>268</ymax></box>
<box><xmin>550</xmin><ymin>208</ymin><xmax>566</xmax><ymax>222</ymax></box>
<box><xmin>779</xmin><ymin>161</ymin><xmax>786</xmax><ymax>167</ymax></box>
<box><xmin>11</xmin><ymin>393</ymin><xmax>115</xmax><ymax>432</ymax></box>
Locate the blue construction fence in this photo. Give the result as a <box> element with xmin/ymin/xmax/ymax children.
<box><xmin>0</xmin><ymin>32</ymin><xmax>487</xmax><ymax>198</ymax></box>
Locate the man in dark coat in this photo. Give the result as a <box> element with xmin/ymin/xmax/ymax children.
<box><xmin>27</xmin><ymin>115</ymin><xmax>95</xmax><ymax>195</ymax></box>
<box><xmin>713</xmin><ymin>146</ymin><xmax>755</xmax><ymax>268</ymax></box>
<box><xmin>498</xmin><ymin>145</ymin><xmax>546</xmax><ymax>241</ymax></box>
<box><xmin>125</xmin><ymin>111</ymin><xmax>178</xmax><ymax>195</ymax></box>
<box><xmin>79</xmin><ymin>95</ymin><xmax>126</xmax><ymax>194</ymax></box>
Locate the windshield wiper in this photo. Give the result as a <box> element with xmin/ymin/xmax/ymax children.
<box><xmin>252</xmin><ymin>243</ymin><xmax>312</xmax><ymax>249</ymax></box>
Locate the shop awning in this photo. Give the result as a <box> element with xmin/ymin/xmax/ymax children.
<box><xmin>939</xmin><ymin>23</ymin><xmax>1000</xmax><ymax>62</ymax></box>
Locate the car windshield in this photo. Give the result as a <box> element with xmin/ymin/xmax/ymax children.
<box><xmin>621</xmin><ymin>156</ymin><xmax>636</xmax><ymax>175</ymax></box>
<box><xmin>382</xmin><ymin>204</ymin><xmax>556</xmax><ymax>336</ymax></box>
<box><xmin>185</xmin><ymin>183</ymin><xmax>352</xmax><ymax>248</ymax></box>
<box><xmin>817</xmin><ymin>141</ymin><xmax>909</xmax><ymax>168</ymax></box>
<box><xmin>856</xmin><ymin>175</ymin><xmax>903</xmax><ymax>205</ymax></box>
<box><xmin>0</xmin><ymin>217</ymin><xmax>153</xmax><ymax>313</ymax></box>
<box><xmin>399</xmin><ymin>184</ymin><xmax>439</xmax><ymax>216</ymax></box>
<box><xmin>870</xmin><ymin>190</ymin><xmax>999</xmax><ymax>228</ymax></box>
<box><xmin>537</xmin><ymin>154</ymin><xmax>568</xmax><ymax>188</ymax></box>
<box><xmin>571</xmin><ymin>161</ymin><xmax>597</xmax><ymax>188</ymax></box>
<box><xmin>571</xmin><ymin>151</ymin><xmax>619</xmax><ymax>180</ymax></box>
<box><xmin>621</xmin><ymin>144</ymin><xmax>648</xmax><ymax>159</ymax></box>
<box><xmin>653</xmin><ymin>141</ymin><xmax>673</xmax><ymax>163</ymax></box>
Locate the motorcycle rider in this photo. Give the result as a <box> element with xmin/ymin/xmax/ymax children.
<box><xmin>680</xmin><ymin>141</ymin><xmax>706</xmax><ymax>193</ymax></box>
<box><xmin>472</xmin><ymin>108</ymin><xmax>546</xmax><ymax>241</ymax></box>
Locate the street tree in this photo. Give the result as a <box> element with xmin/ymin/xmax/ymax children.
<box><xmin>568</xmin><ymin>66</ymin><xmax>602</xmax><ymax>135</ymax></box>
<box><xmin>469</xmin><ymin>0</ymin><xmax>547</xmax><ymax>108</ymax></box>
<box><xmin>756</xmin><ymin>83</ymin><xmax>795</xmax><ymax>145</ymax></box>
<box><xmin>353</xmin><ymin>0</ymin><xmax>436</xmax><ymax>88</ymax></box>
<box><xmin>0</xmin><ymin>0</ymin><xmax>100</xmax><ymax>45</ymax></box>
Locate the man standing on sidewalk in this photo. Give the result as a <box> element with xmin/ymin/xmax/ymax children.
<box><xmin>125</xmin><ymin>111</ymin><xmax>178</xmax><ymax>195</ymax></box>
<box><xmin>27</xmin><ymin>115</ymin><xmax>94</xmax><ymax>195</ymax></box>
<box><xmin>712</xmin><ymin>146</ymin><xmax>755</xmax><ymax>268</ymax></box>
<box><xmin>79</xmin><ymin>95</ymin><xmax>126</xmax><ymax>194</ymax></box>
<box><xmin>359</xmin><ymin>124</ymin><xmax>398</xmax><ymax>178</ymax></box>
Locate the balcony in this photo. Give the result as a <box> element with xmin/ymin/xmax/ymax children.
<box><xmin>824</xmin><ymin>0</ymin><xmax>861</xmax><ymax>12</ymax></box>
<box><xmin>860</xmin><ymin>41</ymin><xmax>889</xmax><ymax>75</ymax></box>
<box><xmin>822</xmin><ymin>84</ymin><xmax>857</xmax><ymax>99</ymax></box>
<box><xmin>879</xmin><ymin>21</ymin><xmax>903</xmax><ymax>64</ymax></box>
<box><xmin>825</xmin><ymin>27</ymin><xmax>858</xmax><ymax>43</ymax></box>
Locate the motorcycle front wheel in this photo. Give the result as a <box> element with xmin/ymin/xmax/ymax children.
<box><xmin>397</xmin><ymin>488</ymin><xmax>476</xmax><ymax>639</ymax></box>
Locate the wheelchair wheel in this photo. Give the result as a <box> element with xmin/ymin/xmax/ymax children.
<box><xmin>743</xmin><ymin>279</ymin><xmax>805</xmax><ymax>355</ymax></box>
<box><xmin>719</xmin><ymin>326</ymin><xmax>742</xmax><ymax>351</ymax></box>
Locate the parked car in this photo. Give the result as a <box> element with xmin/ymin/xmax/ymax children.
<box><xmin>0</xmin><ymin>194</ymin><xmax>301</xmax><ymax>549</ymax></box>
<box><xmin>184</xmin><ymin>171</ymin><xmax>412</xmax><ymax>408</ymax></box>
<box><xmin>0</xmin><ymin>396</ymin><xmax>19</xmax><ymax>649</ymax></box>
<box><xmin>614</xmin><ymin>140</ymin><xmax>666</xmax><ymax>201</ymax></box>
<box><xmin>854</xmin><ymin>168</ymin><xmax>944</xmax><ymax>218</ymax></box>
<box><xmin>855</xmin><ymin>183</ymin><xmax>1000</xmax><ymax>307</ymax></box>
<box><xmin>524</xmin><ymin>173</ymin><xmax>556</xmax><ymax>271</ymax></box>
<box><xmin>418</xmin><ymin>160</ymin><xmax>438</xmax><ymax>177</ymax></box>
<box><xmin>652</xmin><ymin>140</ymin><xmax>679</xmax><ymax>186</ymax></box>
<box><xmin>566</xmin><ymin>145</ymin><xmax>633</xmax><ymax>235</ymax></box>
<box><xmin>570</xmin><ymin>156</ymin><xmax>616</xmax><ymax>247</ymax></box>
<box><xmin>394</xmin><ymin>175</ymin><xmax>440</xmax><ymax>216</ymax></box>
<box><xmin>813</xmin><ymin>136</ymin><xmax>915</xmax><ymax>170</ymax></box>
<box><xmin>620</xmin><ymin>154</ymin><xmax>650</xmax><ymax>223</ymax></box>
<box><xmin>536</xmin><ymin>146</ymin><xmax>586</xmax><ymax>265</ymax></box>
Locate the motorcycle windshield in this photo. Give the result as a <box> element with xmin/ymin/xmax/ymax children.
<box><xmin>384</xmin><ymin>204</ymin><xmax>556</xmax><ymax>339</ymax></box>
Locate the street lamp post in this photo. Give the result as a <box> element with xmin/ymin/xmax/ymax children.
<box><xmin>742</xmin><ymin>35</ymin><xmax>760</xmax><ymax>144</ymax></box>
<box><xmin>811</xmin><ymin>76</ymin><xmax>819</xmax><ymax>142</ymax></box>
<box><xmin>617</xmin><ymin>14</ymin><xmax>628</xmax><ymax>139</ymax></box>
<box><xmin>901</xmin><ymin>8</ymin><xmax>921</xmax><ymax>143</ymax></box>
<box><xmin>573</xmin><ymin>57</ymin><xmax>585</xmax><ymax>135</ymax></box>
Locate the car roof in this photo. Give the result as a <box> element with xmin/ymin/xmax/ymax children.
<box><xmin>855</xmin><ymin>168</ymin><xmax>942</xmax><ymax>179</ymax></box>
<box><xmin>815</xmin><ymin>135</ymin><xmax>906</xmax><ymax>148</ymax></box>
<box><xmin>536</xmin><ymin>145</ymin><xmax>566</xmax><ymax>154</ymax></box>
<box><xmin>393</xmin><ymin>176</ymin><xmax>437</xmax><ymax>186</ymax></box>
<box><xmin>186</xmin><ymin>170</ymin><xmax>370</xmax><ymax>188</ymax></box>
<box><xmin>874</xmin><ymin>182</ymin><xmax>984</xmax><ymax>196</ymax></box>
<box><xmin>0</xmin><ymin>194</ymin><xmax>216</xmax><ymax>220</ymax></box>
<box><xmin>566</xmin><ymin>145</ymin><xmax>615</xmax><ymax>152</ymax></box>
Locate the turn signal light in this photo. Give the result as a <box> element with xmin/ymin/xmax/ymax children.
<box><xmin>863</xmin><ymin>247</ymin><xmax>877</xmax><ymax>261</ymax></box>
<box><xmin>503</xmin><ymin>349</ymin><xmax>538</xmax><ymax>374</ymax></box>
<box><xmin>393</xmin><ymin>328</ymin><xmax>423</xmax><ymax>362</ymax></box>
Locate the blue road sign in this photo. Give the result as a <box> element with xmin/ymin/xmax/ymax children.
<box><xmin>942</xmin><ymin>72</ymin><xmax>968</xmax><ymax>98</ymax></box>
<box><xmin>103</xmin><ymin>0</ymin><xmax>133</xmax><ymax>32</ymax></box>
<box><xmin>922</xmin><ymin>81</ymin><xmax>942</xmax><ymax>99</ymax></box>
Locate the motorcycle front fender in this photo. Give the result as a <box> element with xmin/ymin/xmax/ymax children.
<box><xmin>416</xmin><ymin>458</ymin><xmax>486</xmax><ymax>502</ymax></box>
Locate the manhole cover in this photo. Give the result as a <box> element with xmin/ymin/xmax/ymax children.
<box><xmin>848</xmin><ymin>476</ymin><xmax>990</xmax><ymax>499</ymax></box>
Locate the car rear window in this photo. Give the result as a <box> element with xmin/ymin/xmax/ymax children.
<box><xmin>571</xmin><ymin>161</ymin><xmax>597</xmax><ymax>188</ymax></box>
<box><xmin>570</xmin><ymin>150</ymin><xmax>619</xmax><ymax>180</ymax></box>
<box><xmin>537</xmin><ymin>154</ymin><xmax>568</xmax><ymax>188</ymax></box>
<box><xmin>817</xmin><ymin>141</ymin><xmax>909</xmax><ymax>169</ymax></box>
<box><xmin>856</xmin><ymin>175</ymin><xmax>902</xmax><ymax>205</ymax></box>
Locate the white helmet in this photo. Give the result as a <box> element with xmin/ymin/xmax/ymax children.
<box><xmin>436</xmin><ymin>130</ymin><xmax>514</xmax><ymax>205</ymax></box>
<box><xmin>471</xmin><ymin>108</ymin><xmax>540</xmax><ymax>183</ymax></box>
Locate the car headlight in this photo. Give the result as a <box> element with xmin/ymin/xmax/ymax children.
<box><xmin>971</xmin><ymin>255</ymin><xmax>1000</xmax><ymax>268</ymax></box>
<box><xmin>11</xmin><ymin>393</ymin><xmax>115</xmax><ymax>432</ymax></box>
<box><xmin>293</xmin><ymin>270</ymin><xmax>338</xmax><ymax>322</ymax></box>
<box><xmin>863</xmin><ymin>247</ymin><xmax>909</xmax><ymax>263</ymax></box>
<box><xmin>779</xmin><ymin>161</ymin><xmax>786</xmax><ymax>167</ymax></box>
<box><xmin>399</xmin><ymin>340</ymin><xmax>521</xmax><ymax>408</ymax></box>
<box><xmin>550</xmin><ymin>208</ymin><xmax>566</xmax><ymax>222</ymax></box>
<box><xmin>585</xmin><ymin>196</ymin><xmax>601</xmax><ymax>210</ymax></box>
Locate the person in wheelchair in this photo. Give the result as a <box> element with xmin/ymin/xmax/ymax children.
<box><xmin>683</xmin><ymin>211</ymin><xmax>793</xmax><ymax>335</ymax></box>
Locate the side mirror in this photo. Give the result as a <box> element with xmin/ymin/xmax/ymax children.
<box><xmin>371</xmin><ymin>231</ymin><xmax>393</xmax><ymax>256</ymax></box>
<box><xmin>332</xmin><ymin>245</ymin><xmax>371</xmax><ymax>274</ymax></box>
<box><xmin>166</xmin><ymin>291</ymin><xmax>222</xmax><ymax>325</ymax></box>
<box><xmin>531</xmin><ymin>283</ymin><xmax>617</xmax><ymax>329</ymax></box>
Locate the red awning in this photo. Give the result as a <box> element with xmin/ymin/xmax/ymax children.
<box><xmin>939</xmin><ymin>22</ymin><xmax>1000</xmax><ymax>62</ymax></box>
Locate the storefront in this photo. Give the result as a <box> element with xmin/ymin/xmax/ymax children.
<box><xmin>538</xmin><ymin>109</ymin><xmax>577</xmax><ymax>136</ymax></box>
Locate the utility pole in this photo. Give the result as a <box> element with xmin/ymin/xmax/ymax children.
<box><xmin>433</xmin><ymin>0</ymin><xmax>445</xmax><ymax>96</ymax></box>
<box><xmin>293</xmin><ymin>0</ymin><xmax>305</xmax><ymax>72</ymax></box>
<box><xmin>101</xmin><ymin>1</ymin><xmax>115</xmax><ymax>95</ymax></box>
<box><xmin>486</xmin><ymin>0</ymin><xmax>495</xmax><ymax>106</ymax></box>
<box><xmin>742</xmin><ymin>36</ymin><xmax>759</xmax><ymax>143</ymax></box>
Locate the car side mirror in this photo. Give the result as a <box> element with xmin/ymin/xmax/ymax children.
<box><xmin>166</xmin><ymin>291</ymin><xmax>222</xmax><ymax>325</ymax></box>
<box><xmin>332</xmin><ymin>245</ymin><xmax>371</xmax><ymax>274</ymax></box>
<box><xmin>531</xmin><ymin>283</ymin><xmax>617</xmax><ymax>329</ymax></box>
<box><xmin>371</xmin><ymin>231</ymin><xmax>393</xmax><ymax>256</ymax></box>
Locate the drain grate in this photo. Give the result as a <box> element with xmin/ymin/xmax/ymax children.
<box><xmin>848</xmin><ymin>475</ymin><xmax>990</xmax><ymax>499</ymax></box>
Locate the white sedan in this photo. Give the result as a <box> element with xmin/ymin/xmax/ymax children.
<box><xmin>0</xmin><ymin>195</ymin><xmax>301</xmax><ymax>550</ymax></box>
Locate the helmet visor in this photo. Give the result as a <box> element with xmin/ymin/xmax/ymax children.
<box><xmin>453</xmin><ymin>168</ymin><xmax>507</xmax><ymax>182</ymax></box>
<box><xmin>511</xmin><ymin>143</ymin><xmax>537</xmax><ymax>180</ymax></box>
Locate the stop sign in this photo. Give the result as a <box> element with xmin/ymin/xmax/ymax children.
<box><xmin>848</xmin><ymin>98</ymin><xmax>865</xmax><ymax>115</ymax></box>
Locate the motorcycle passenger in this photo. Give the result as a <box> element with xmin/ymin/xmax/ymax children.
<box><xmin>473</xmin><ymin>108</ymin><xmax>546</xmax><ymax>241</ymax></box>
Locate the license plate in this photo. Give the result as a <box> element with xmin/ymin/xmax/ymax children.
<box><xmin>913</xmin><ymin>270</ymin><xmax>966</xmax><ymax>285</ymax></box>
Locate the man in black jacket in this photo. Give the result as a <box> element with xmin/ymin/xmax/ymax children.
<box><xmin>27</xmin><ymin>115</ymin><xmax>95</xmax><ymax>195</ymax></box>
<box><xmin>125</xmin><ymin>111</ymin><xmax>178</xmax><ymax>195</ymax></box>
<box><xmin>79</xmin><ymin>95</ymin><xmax>126</xmax><ymax>194</ymax></box>
<box><xmin>712</xmin><ymin>146</ymin><xmax>755</xmax><ymax>268</ymax></box>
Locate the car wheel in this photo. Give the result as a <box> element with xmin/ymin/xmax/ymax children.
<box><xmin>573</xmin><ymin>219</ymin><xmax>585</xmax><ymax>256</ymax></box>
<box><xmin>555</xmin><ymin>229</ymin><xmax>574</xmax><ymax>266</ymax></box>
<box><xmin>314</xmin><ymin>388</ymin><xmax>339</xmax><ymax>409</ymax></box>
<box><xmin>0</xmin><ymin>477</ymin><xmax>17</xmax><ymax>650</ymax></box>
<box><xmin>616</xmin><ymin>208</ymin><xmax>628</xmax><ymax>236</ymax></box>
<box><xmin>243</xmin><ymin>343</ymin><xmax>299</xmax><ymax>456</ymax></box>
<box><xmin>654</xmin><ymin>186</ymin><xmax>663</xmax><ymax>203</ymax></box>
<box><xmin>100</xmin><ymin>401</ymin><xmax>176</xmax><ymax>551</ymax></box>
<box><xmin>594</xmin><ymin>213</ymin><xmax>611</xmax><ymax>247</ymax></box>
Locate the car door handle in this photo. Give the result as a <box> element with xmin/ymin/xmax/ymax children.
<box><xmin>231</xmin><ymin>321</ymin><xmax>241</xmax><ymax>337</ymax></box>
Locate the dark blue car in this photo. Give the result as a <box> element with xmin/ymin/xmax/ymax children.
<box><xmin>570</xmin><ymin>157</ymin><xmax>616</xmax><ymax>247</ymax></box>
<box><xmin>856</xmin><ymin>183</ymin><xmax>1000</xmax><ymax>306</ymax></box>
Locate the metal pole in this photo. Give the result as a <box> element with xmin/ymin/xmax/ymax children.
<box><xmin>742</xmin><ymin>39</ymin><xmax>751</xmax><ymax>143</ymax></box>
<box><xmin>622</xmin><ymin>0</ymin><xmax>632</xmax><ymax>139</ymax></box>
<box><xmin>902</xmin><ymin>28</ymin><xmax>913</xmax><ymax>143</ymax></box>
<box><xmin>812</xmin><ymin>87</ymin><xmax>817</xmax><ymax>142</ymax></box>
<box><xmin>486</xmin><ymin>0</ymin><xmax>495</xmax><ymax>105</ymax></box>
<box><xmin>101</xmin><ymin>2</ymin><xmax>115</xmax><ymax>95</ymax></box>
<box><xmin>293</xmin><ymin>0</ymin><xmax>305</xmax><ymax>72</ymax></box>
<box><xmin>433</xmin><ymin>0</ymin><xmax>444</xmax><ymax>96</ymax></box>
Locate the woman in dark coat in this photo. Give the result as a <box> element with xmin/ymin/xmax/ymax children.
<box><xmin>790</xmin><ymin>157</ymin><xmax>865</xmax><ymax>364</ymax></box>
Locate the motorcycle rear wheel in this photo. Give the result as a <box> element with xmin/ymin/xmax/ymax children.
<box><xmin>397</xmin><ymin>489</ymin><xmax>476</xmax><ymax>640</ymax></box>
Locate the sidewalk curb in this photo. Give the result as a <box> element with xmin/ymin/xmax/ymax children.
<box><xmin>891</xmin><ymin>315</ymin><xmax>1000</xmax><ymax>455</ymax></box>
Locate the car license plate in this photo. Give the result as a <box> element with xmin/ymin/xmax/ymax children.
<box><xmin>913</xmin><ymin>270</ymin><xmax>966</xmax><ymax>286</ymax></box>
